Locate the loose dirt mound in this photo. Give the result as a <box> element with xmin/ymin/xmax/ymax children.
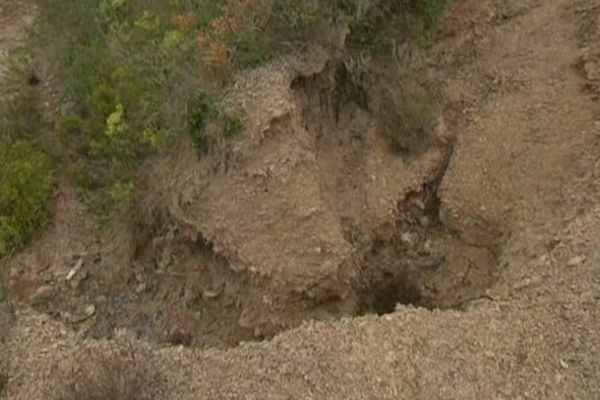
<box><xmin>3</xmin><ymin>0</ymin><xmax>600</xmax><ymax>397</ymax></box>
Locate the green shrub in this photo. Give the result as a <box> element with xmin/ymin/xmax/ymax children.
<box><xmin>187</xmin><ymin>92</ymin><xmax>218</xmax><ymax>153</ymax></box>
<box><xmin>186</xmin><ymin>92</ymin><xmax>245</xmax><ymax>153</ymax></box>
<box><xmin>39</xmin><ymin>0</ymin><xmax>201</xmax><ymax>206</ymax></box>
<box><xmin>347</xmin><ymin>0</ymin><xmax>447</xmax><ymax>54</ymax></box>
<box><xmin>231</xmin><ymin>29</ymin><xmax>273</xmax><ymax>68</ymax></box>
<box><xmin>221</xmin><ymin>114</ymin><xmax>244</xmax><ymax>139</ymax></box>
<box><xmin>0</xmin><ymin>138</ymin><xmax>53</xmax><ymax>258</ymax></box>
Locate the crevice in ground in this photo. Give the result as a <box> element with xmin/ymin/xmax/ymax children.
<box><xmin>292</xmin><ymin>57</ymin><xmax>502</xmax><ymax>315</ymax></box>
<box><xmin>350</xmin><ymin>141</ymin><xmax>501</xmax><ymax>314</ymax></box>
<box><xmin>7</xmin><ymin>50</ymin><xmax>504</xmax><ymax>352</ymax></box>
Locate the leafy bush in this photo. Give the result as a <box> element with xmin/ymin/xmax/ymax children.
<box><xmin>221</xmin><ymin>114</ymin><xmax>244</xmax><ymax>139</ymax></box>
<box><xmin>0</xmin><ymin>29</ymin><xmax>55</xmax><ymax>259</ymax></box>
<box><xmin>231</xmin><ymin>28</ymin><xmax>273</xmax><ymax>68</ymax></box>
<box><xmin>40</xmin><ymin>0</ymin><xmax>200</xmax><ymax>205</ymax></box>
<box><xmin>0</xmin><ymin>138</ymin><xmax>53</xmax><ymax>258</ymax></box>
<box><xmin>186</xmin><ymin>92</ymin><xmax>244</xmax><ymax>154</ymax></box>
<box><xmin>39</xmin><ymin>0</ymin><xmax>254</xmax><ymax>208</ymax></box>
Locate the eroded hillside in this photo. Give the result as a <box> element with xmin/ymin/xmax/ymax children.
<box><xmin>2</xmin><ymin>0</ymin><xmax>600</xmax><ymax>398</ymax></box>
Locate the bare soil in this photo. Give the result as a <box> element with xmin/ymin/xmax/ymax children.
<box><xmin>2</xmin><ymin>0</ymin><xmax>600</xmax><ymax>398</ymax></box>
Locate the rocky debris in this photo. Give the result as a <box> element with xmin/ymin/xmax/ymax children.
<box><xmin>83</xmin><ymin>304</ymin><xmax>96</xmax><ymax>318</ymax></box>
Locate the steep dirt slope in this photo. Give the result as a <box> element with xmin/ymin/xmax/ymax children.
<box><xmin>439</xmin><ymin>0</ymin><xmax>599</xmax><ymax>243</ymax></box>
<box><xmin>3</xmin><ymin>0</ymin><xmax>600</xmax><ymax>398</ymax></box>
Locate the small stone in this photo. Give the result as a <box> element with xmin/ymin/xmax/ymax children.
<box><xmin>401</xmin><ymin>232</ymin><xmax>414</xmax><ymax>245</ymax></box>
<box><xmin>30</xmin><ymin>285</ymin><xmax>55</xmax><ymax>306</ymax></box>
<box><xmin>66</xmin><ymin>258</ymin><xmax>84</xmax><ymax>281</ymax></box>
<box><xmin>307</xmin><ymin>207</ymin><xmax>319</xmax><ymax>215</ymax></box>
<box><xmin>202</xmin><ymin>289</ymin><xmax>220</xmax><ymax>300</ymax></box>
<box><xmin>414</xmin><ymin>199</ymin><xmax>425</xmax><ymax>210</ymax></box>
<box><xmin>559</xmin><ymin>359</ymin><xmax>569</xmax><ymax>369</ymax></box>
<box><xmin>513</xmin><ymin>277</ymin><xmax>541</xmax><ymax>291</ymax></box>
<box><xmin>135</xmin><ymin>283</ymin><xmax>147</xmax><ymax>294</ymax></box>
<box><xmin>567</xmin><ymin>256</ymin><xmax>586</xmax><ymax>267</ymax></box>
<box><xmin>84</xmin><ymin>305</ymin><xmax>96</xmax><ymax>318</ymax></box>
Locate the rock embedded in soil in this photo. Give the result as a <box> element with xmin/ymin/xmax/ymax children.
<box><xmin>567</xmin><ymin>255</ymin><xmax>586</xmax><ymax>266</ymax></box>
<box><xmin>30</xmin><ymin>285</ymin><xmax>55</xmax><ymax>306</ymax></box>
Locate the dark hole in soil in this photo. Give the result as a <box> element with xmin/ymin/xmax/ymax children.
<box><xmin>370</xmin><ymin>274</ymin><xmax>424</xmax><ymax>314</ymax></box>
<box><xmin>27</xmin><ymin>72</ymin><xmax>40</xmax><ymax>86</ymax></box>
